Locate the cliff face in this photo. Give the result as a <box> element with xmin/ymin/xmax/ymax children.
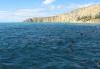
<box><xmin>24</xmin><ymin>4</ymin><xmax>100</xmax><ymax>23</ymax></box>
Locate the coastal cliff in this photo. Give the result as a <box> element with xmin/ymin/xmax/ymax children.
<box><xmin>24</xmin><ymin>4</ymin><xmax>100</xmax><ymax>23</ymax></box>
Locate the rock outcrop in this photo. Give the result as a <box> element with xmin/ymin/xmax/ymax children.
<box><xmin>24</xmin><ymin>4</ymin><xmax>100</xmax><ymax>23</ymax></box>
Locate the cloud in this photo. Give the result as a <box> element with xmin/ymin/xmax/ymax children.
<box><xmin>43</xmin><ymin>0</ymin><xmax>56</xmax><ymax>5</ymax></box>
<box><xmin>14</xmin><ymin>8</ymin><xmax>45</xmax><ymax>17</ymax></box>
<box><xmin>0</xmin><ymin>8</ymin><xmax>47</xmax><ymax>22</ymax></box>
<box><xmin>48</xmin><ymin>5</ymin><xmax>64</xmax><ymax>10</ymax></box>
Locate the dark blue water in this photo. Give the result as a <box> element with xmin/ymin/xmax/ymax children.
<box><xmin>0</xmin><ymin>23</ymin><xmax>100</xmax><ymax>69</ymax></box>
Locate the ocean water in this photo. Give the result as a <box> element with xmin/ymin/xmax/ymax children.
<box><xmin>0</xmin><ymin>23</ymin><xmax>100</xmax><ymax>69</ymax></box>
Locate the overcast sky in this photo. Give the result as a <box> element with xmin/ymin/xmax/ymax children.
<box><xmin>0</xmin><ymin>0</ymin><xmax>99</xmax><ymax>22</ymax></box>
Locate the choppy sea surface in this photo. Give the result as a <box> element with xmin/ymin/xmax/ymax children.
<box><xmin>0</xmin><ymin>22</ymin><xmax>100</xmax><ymax>69</ymax></box>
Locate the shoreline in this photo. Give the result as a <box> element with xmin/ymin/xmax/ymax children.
<box><xmin>0</xmin><ymin>22</ymin><xmax>100</xmax><ymax>26</ymax></box>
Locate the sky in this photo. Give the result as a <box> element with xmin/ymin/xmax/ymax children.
<box><xmin>0</xmin><ymin>0</ymin><xmax>100</xmax><ymax>22</ymax></box>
